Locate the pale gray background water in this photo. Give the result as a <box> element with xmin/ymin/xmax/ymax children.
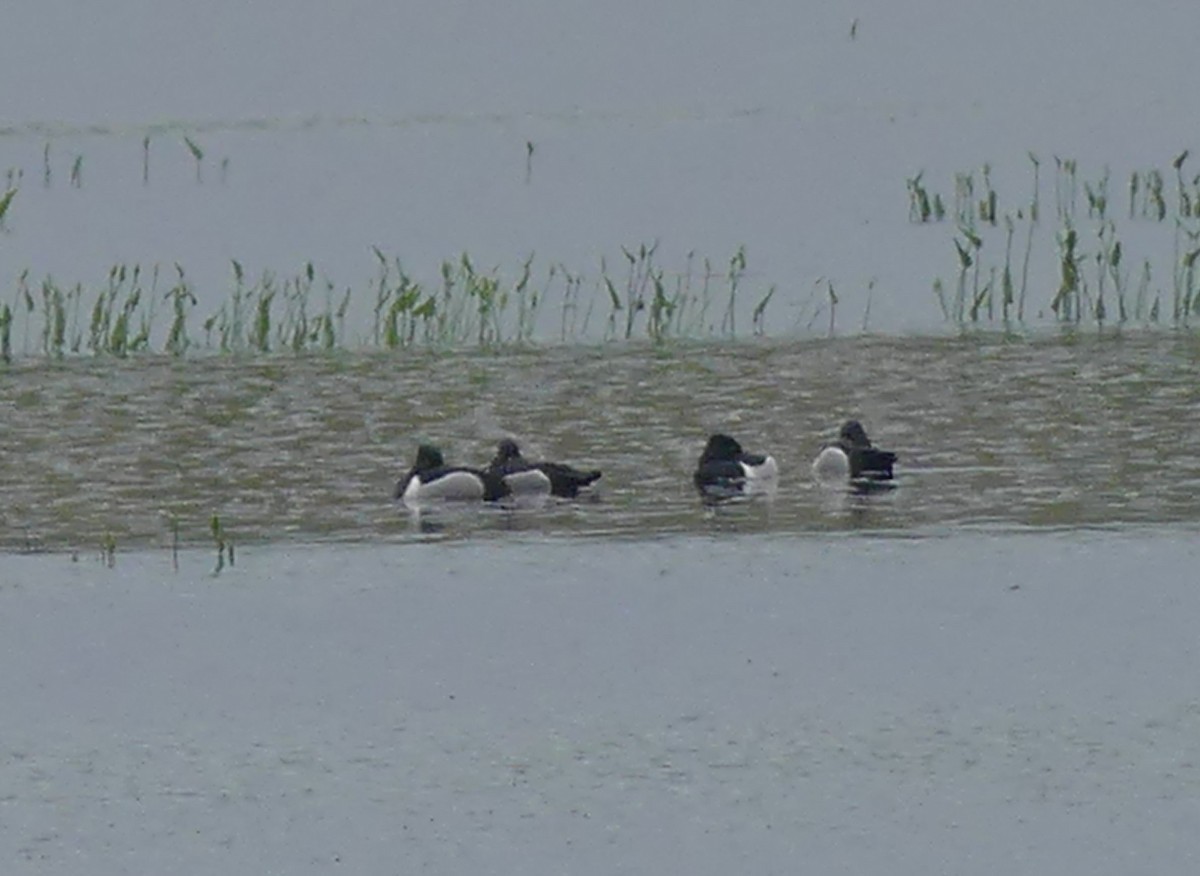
<box><xmin>3</xmin><ymin>535</ymin><xmax>1199</xmax><ymax>875</ymax></box>
<box><xmin>3</xmin><ymin>0</ymin><xmax>1199</xmax><ymax>333</ymax></box>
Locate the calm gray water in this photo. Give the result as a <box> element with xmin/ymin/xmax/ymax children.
<box><xmin>3</xmin><ymin>1</ymin><xmax>1200</xmax><ymax>334</ymax></box>
<box><xmin>3</xmin><ymin>332</ymin><xmax>1199</xmax><ymax>553</ymax></box>
<box><xmin>3</xmin><ymin>533</ymin><xmax>1199</xmax><ymax>875</ymax></box>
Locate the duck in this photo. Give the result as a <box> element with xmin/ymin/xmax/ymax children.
<box><xmin>693</xmin><ymin>433</ymin><xmax>778</xmax><ymax>498</ymax></box>
<box><xmin>396</xmin><ymin>444</ymin><xmax>510</xmax><ymax>505</ymax></box>
<box><xmin>487</xmin><ymin>438</ymin><xmax>602</xmax><ymax>498</ymax></box>
<box><xmin>812</xmin><ymin>420</ymin><xmax>897</xmax><ymax>486</ymax></box>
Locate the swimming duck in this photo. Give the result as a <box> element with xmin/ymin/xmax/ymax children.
<box><xmin>693</xmin><ymin>433</ymin><xmax>778</xmax><ymax>497</ymax></box>
<box><xmin>487</xmin><ymin>438</ymin><xmax>602</xmax><ymax>498</ymax></box>
<box><xmin>396</xmin><ymin>444</ymin><xmax>509</xmax><ymax>505</ymax></box>
<box><xmin>812</xmin><ymin>420</ymin><xmax>897</xmax><ymax>485</ymax></box>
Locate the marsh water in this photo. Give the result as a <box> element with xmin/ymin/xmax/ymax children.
<box><xmin>5</xmin><ymin>0</ymin><xmax>1200</xmax><ymax>872</ymax></box>
<box><xmin>4</xmin><ymin>332</ymin><xmax>1200</xmax><ymax>551</ymax></box>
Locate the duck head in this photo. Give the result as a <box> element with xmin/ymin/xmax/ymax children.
<box><xmin>493</xmin><ymin>438</ymin><xmax>523</xmax><ymax>464</ymax></box>
<box><xmin>839</xmin><ymin>420</ymin><xmax>872</xmax><ymax>448</ymax></box>
<box><xmin>413</xmin><ymin>444</ymin><xmax>446</xmax><ymax>472</ymax></box>
<box><xmin>701</xmin><ymin>433</ymin><xmax>745</xmax><ymax>462</ymax></box>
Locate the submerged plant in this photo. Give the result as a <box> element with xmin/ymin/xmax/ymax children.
<box><xmin>210</xmin><ymin>514</ymin><xmax>234</xmax><ymax>576</ymax></box>
<box><xmin>101</xmin><ymin>532</ymin><xmax>116</xmax><ymax>569</ymax></box>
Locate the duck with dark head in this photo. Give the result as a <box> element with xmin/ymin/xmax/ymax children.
<box><xmin>396</xmin><ymin>444</ymin><xmax>510</xmax><ymax>506</ymax></box>
<box><xmin>812</xmin><ymin>420</ymin><xmax>897</xmax><ymax>489</ymax></box>
<box><xmin>486</xmin><ymin>438</ymin><xmax>602</xmax><ymax>498</ymax></box>
<box><xmin>693</xmin><ymin>433</ymin><xmax>778</xmax><ymax>500</ymax></box>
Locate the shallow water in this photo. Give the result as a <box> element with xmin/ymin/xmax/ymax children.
<box><xmin>3</xmin><ymin>332</ymin><xmax>1200</xmax><ymax>552</ymax></box>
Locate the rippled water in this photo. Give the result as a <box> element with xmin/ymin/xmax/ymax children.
<box><xmin>4</xmin><ymin>332</ymin><xmax>1199</xmax><ymax>552</ymax></box>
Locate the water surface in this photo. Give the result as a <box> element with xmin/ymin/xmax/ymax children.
<box><xmin>4</xmin><ymin>332</ymin><xmax>1199</xmax><ymax>552</ymax></box>
<box><xmin>4</xmin><ymin>1</ymin><xmax>1200</xmax><ymax>333</ymax></box>
<box><xmin>3</xmin><ymin>533</ymin><xmax>1198</xmax><ymax>874</ymax></box>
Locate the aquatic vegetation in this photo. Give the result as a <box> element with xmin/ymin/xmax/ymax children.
<box><xmin>916</xmin><ymin>151</ymin><xmax>1200</xmax><ymax>328</ymax></box>
<box><xmin>183</xmin><ymin>136</ymin><xmax>204</xmax><ymax>183</ymax></box>
<box><xmin>211</xmin><ymin>513</ymin><xmax>234</xmax><ymax>576</ymax></box>
<box><xmin>1</xmin><ymin>244</ymin><xmax>774</xmax><ymax>361</ymax></box>
<box><xmin>0</xmin><ymin>186</ymin><xmax>15</xmax><ymax>226</ymax></box>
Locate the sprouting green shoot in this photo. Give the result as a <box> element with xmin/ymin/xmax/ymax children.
<box><xmin>0</xmin><ymin>187</ymin><xmax>16</xmax><ymax>224</ymax></box>
<box><xmin>184</xmin><ymin>136</ymin><xmax>204</xmax><ymax>182</ymax></box>
<box><xmin>210</xmin><ymin>514</ymin><xmax>233</xmax><ymax>575</ymax></box>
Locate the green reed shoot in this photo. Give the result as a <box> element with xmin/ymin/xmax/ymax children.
<box><xmin>933</xmin><ymin>278</ymin><xmax>949</xmax><ymax>321</ymax></box>
<box><xmin>163</xmin><ymin>511</ymin><xmax>180</xmax><ymax>572</ymax></box>
<box><xmin>1134</xmin><ymin>259</ymin><xmax>1152</xmax><ymax>321</ymax></box>
<box><xmin>210</xmin><ymin>513</ymin><xmax>233</xmax><ymax>576</ymax></box>
<box><xmin>1144</xmin><ymin>169</ymin><xmax>1166</xmax><ymax>221</ymax></box>
<box><xmin>671</xmin><ymin>250</ymin><xmax>698</xmax><ymax>336</ymax></box>
<box><xmin>558</xmin><ymin>264</ymin><xmax>585</xmax><ymax>341</ymax></box>
<box><xmin>184</xmin><ymin>136</ymin><xmax>204</xmax><ymax>183</ymax></box>
<box><xmin>165</xmin><ymin>265</ymin><xmax>196</xmax><ymax>356</ymax></box>
<box><xmin>252</xmin><ymin>280</ymin><xmax>275</xmax><ymax>353</ymax></box>
<box><xmin>277</xmin><ymin>262</ymin><xmax>313</xmax><ymax>351</ymax></box>
<box><xmin>101</xmin><ymin>532</ymin><xmax>116</xmax><ymax>569</ymax></box>
<box><xmin>1101</xmin><ymin>223</ymin><xmax>1127</xmax><ymax>322</ymax></box>
<box><xmin>721</xmin><ymin>245</ymin><xmax>746</xmax><ymax>336</ymax></box>
<box><xmin>1174</xmin><ymin>150</ymin><xmax>1191</xmax><ymax>217</ymax></box>
<box><xmin>513</xmin><ymin>254</ymin><xmax>538</xmax><ymax>343</ymax></box>
<box><xmin>1052</xmin><ymin>227</ymin><xmax>1081</xmax><ymax>322</ymax></box>
<box><xmin>646</xmin><ymin>269</ymin><xmax>673</xmax><ymax>342</ymax></box>
<box><xmin>1084</xmin><ymin>168</ymin><xmax>1109</xmax><ymax>220</ymax></box>
<box><xmin>860</xmin><ymin>281</ymin><xmax>874</xmax><ymax>333</ymax></box>
<box><xmin>619</xmin><ymin>242</ymin><xmax>658</xmax><ymax>339</ymax></box>
<box><xmin>0</xmin><ymin>187</ymin><xmax>15</xmax><ymax>226</ymax></box>
<box><xmin>1054</xmin><ymin>156</ymin><xmax>1077</xmax><ymax>222</ymax></box>
<box><xmin>17</xmin><ymin>270</ymin><xmax>34</xmax><ymax>355</ymax></box>
<box><xmin>0</xmin><ymin>303</ymin><xmax>10</xmax><ymax>363</ymax></box>
<box><xmin>954</xmin><ymin>172</ymin><xmax>975</xmax><ymax>226</ymax></box>
<box><xmin>1175</xmin><ymin>223</ymin><xmax>1200</xmax><ymax>322</ymax></box>
<box><xmin>753</xmin><ymin>285</ymin><xmax>775</xmax><ymax>336</ymax></box>
<box><xmin>42</xmin><ymin>279</ymin><xmax>69</xmax><ymax>357</ymax></box>
<box><xmin>954</xmin><ymin>225</ymin><xmax>983</xmax><ymax>321</ymax></box>
<box><xmin>1002</xmin><ymin>216</ymin><xmax>1015</xmax><ymax>322</ymax></box>
<box><xmin>1027</xmin><ymin>152</ymin><xmax>1040</xmax><ymax>223</ymax></box>
<box><xmin>1093</xmin><ymin>227</ymin><xmax>1109</xmax><ymax>324</ymax></box>
<box><xmin>951</xmin><ymin>233</ymin><xmax>969</xmax><ymax>322</ymax></box>
<box><xmin>979</xmin><ymin>164</ymin><xmax>997</xmax><ymax>225</ymax></box>
<box><xmin>907</xmin><ymin>171</ymin><xmax>933</xmax><ymax>223</ymax></box>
